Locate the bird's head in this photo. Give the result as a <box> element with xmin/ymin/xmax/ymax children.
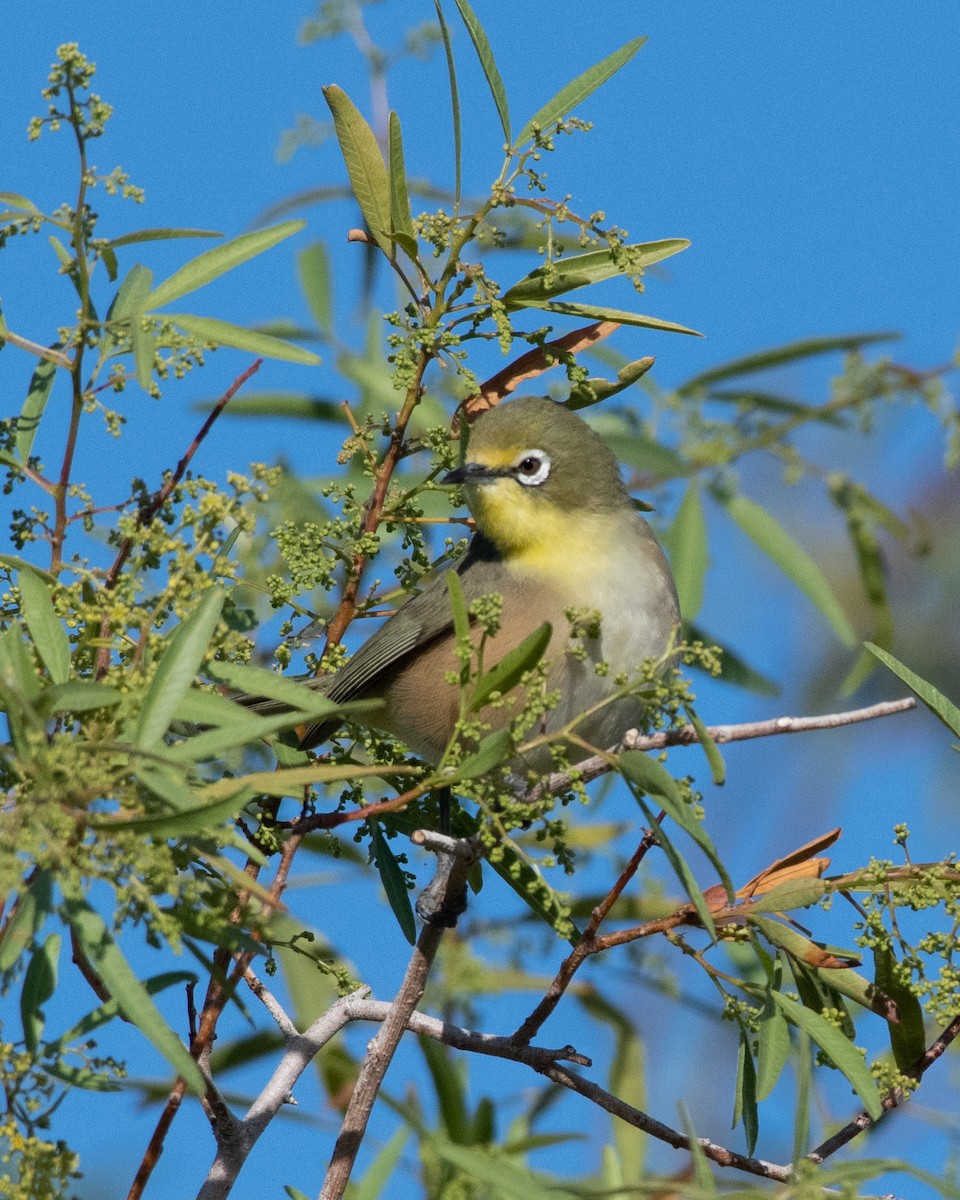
<box><xmin>443</xmin><ymin>395</ymin><xmax>632</xmax><ymax>562</ymax></box>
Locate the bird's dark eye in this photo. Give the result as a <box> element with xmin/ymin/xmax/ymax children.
<box><xmin>513</xmin><ymin>450</ymin><xmax>551</xmax><ymax>486</ymax></box>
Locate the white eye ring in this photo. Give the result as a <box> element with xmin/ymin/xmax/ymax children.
<box><xmin>513</xmin><ymin>449</ymin><xmax>552</xmax><ymax>486</ymax></box>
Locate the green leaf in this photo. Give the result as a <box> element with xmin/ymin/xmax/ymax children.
<box><xmin>61</xmin><ymin>889</ymin><xmax>206</xmax><ymax>1092</ymax></box>
<box><xmin>16</xmin><ymin>349</ymin><xmax>59</xmax><ymax>464</ymax></box>
<box><xmin>453</xmin><ymin>729</ymin><xmax>514</xmax><ymax>780</ymax></box>
<box><xmin>678</xmin><ymin>331</ymin><xmax>901</xmax><ymax>393</ymax></box>
<box><xmin>609</xmin><ymin>1017</ymin><xmax>646</xmax><ymax>1182</ymax></box>
<box><xmin>445</xmin><ymin>570</ymin><xmax>472</xmax><ymax>688</ymax></box>
<box><xmin>507</xmin><ymin>297</ymin><xmax>701</xmax><ymax>337</ymax></box>
<box><xmin>433</xmin><ymin>0</ymin><xmax>462</xmax><ymax>211</ymax></box>
<box><xmin>682</xmin><ymin>701</ymin><xmax>725</xmax><ymax>786</ymax></box>
<box><xmin>619</xmin><ymin>750</ymin><xmax>733</xmax><ymax>898</ymax></box>
<box><xmin>347</xmin><ymin>1125</ymin><xmax>409</xmax><ymax>1200</ymax></box>
<box><xmin>631</xmin><ymin>792</ymin><xmax>716</xmax><ymax>940</ymax></box>
<box><xmin>94</xmin><ymin>783</ymin><xmax>253</xmax><ymax>838</ymax></box>
<box><xmin>144</xmin><ymin>221</ymin><xmax>305</xmax><ymax>309</ymax></box>
<box><xmin>108</xmin><ymin>228</ymin><xmax>221</xmax><ymax>248</ymax></box>
<box><xmin>132</xmin><ymin>316</ymin><xmax>157</xmax><ymax>390</ymax></box>
<box><xmin>873</xmin><ymin>945</ymin><xmax>927</xmax><ymax>1071</ymax></box>
<box><xmin>514</xmin><ymin>36</ymin><xmax>647</xmax><ymax>149</ymax></box>
<box><xmin>756</xmin><ymin>989</ymin><xmax>791</xmax><ymax>1101</ymax></box>
<box><xmin>603</xmin><ymin>432</ymin><xmax>691</xmax><ymax>481</ymax></box>
<box><xmin>452</xmin><ymin>0</ymin><xmax>510</xmax><ymax>144</ymax></box>
<box><xmin>297</xmin><ymin>241</ymin><xmax>332</xmax><ymax>334</ymax></box>
<box><xmin>747</xmin><ymin>878</ymin><xmax>829</xmax><ymax>914</ymax></box>
<box><xmin>0</xmin><ymin>554</ymin><xmax>56</xmax><ymax>583</ymax></box>
<box><xmin>35</xmin><ymin>681</ymin><xmax>123</xmax><ymax>717</ymax></box>
<box><xmin>866</xmin><ymin>643</ymin><xmax>960</xmax><ymax>737</ymax></box>
<box><xmin>20</xmin><ymin>933</ymin><xmax>60</xmax><ymax>1052</ymax></box>
<box><xmin>208</xmin><ymin>762</ymin><xmax>415</xmax><ymax>798</ymax></box>
<box><xmin>0</xmin><ymin>192</ymin><xmax>41</xmax><ymax>213</ymax></box>
<box><xmin>430</xmin><ymin>1138</ymin><xmax>580</xmax><ymax>1200</ymax></box>
<box><xmin>322</xmin><ymin>85</ymin><xmax>393</xmax><ymax>258</ymax></box>
<box><xmin>371</xmin><ymin>824</ymin><xmax>417</xmax><ymax>944</ymax></box>
<box><xmin>685</xmin><ymin>622</ymin><xmax>780</xmax><ymax>696</ymax></box>
<box><xmin>0</xmin><ymin>870</ymin><xmax>54</xmax><ymax>972</ymax></box>
<box><xmin>419</xmin><ymin>1036</ymin><xmax>471</xmax><ymax>1144</ymax></box>
<box><xmin>200</xmin><ymin>391</ymin><xmax>342</xmax><ymax>421</ymax></box>
<box><xmin>160</xmin><ymin>313</ymin><xmax>321</xmax><ymax>366</ymax></box>
<box><xmin>503</xmin><ymin>240</ymin><xmax>689</xmax><ymax>307</ymax></box>
<box><xmin>136</xmin><ymin>587</ymin><xmax>226</xmax><ymax>750</ymax></box>
<box><xmin>18</xmin><ymin>566</ymin><xmax>70</xmax><ymax>684</ymax></box>
<box><xmin>387</xmin><ymin>111</ymin><xmax>417</xmax><ymax>256</ymax></box>
<box><xmin>663</xmin><ymin>480</ymin><xmax>708</xmax><ymax>622</ymax></box>
<box><xmin>470</xmin><ymin>621</ymin><xmax>551</xmax><ymax>712</ymax></box>
<box><xmin>734</xmin><ymin>1026</ymin><xmax>759</xmax><ymax>1154</ymax></box>
<box><xmin>105</xmin><ymin>262</ymin><xmax>154</xmax><ymax>327</ymax></box>
<box><xmin>720</xmin><ymin>492</ymin><xmax>857</xmax><ymax>648</ymax></box>
<box><xmin>769</xmin><ymin>990</ymin><xmax>882</xmax><ymax>1119</ymax></box>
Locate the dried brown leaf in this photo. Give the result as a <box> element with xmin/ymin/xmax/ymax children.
<box><xmin>455</xmin><ymin>319</ymin><xmax>621</xmax><ymax>428</ymax></box>
<box><xmin>737</xmin><ymin>828</ymin><xmax>841</xmax><ymax>899</ymax></box>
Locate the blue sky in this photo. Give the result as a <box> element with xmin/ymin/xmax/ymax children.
<box><xmin>2</xmin><ymin>4</ymin><xmax>959</xmax><ymax>1198</ymax></box>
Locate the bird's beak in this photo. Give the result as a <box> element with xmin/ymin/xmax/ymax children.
<box><xmin>442</xmin><ymin>461</ymin><xmax>503</xmax><ymax>486</ymax></box>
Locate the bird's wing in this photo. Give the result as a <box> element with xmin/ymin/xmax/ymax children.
<box><xmin>323</xmin><ymin>538</ymin><xmax>503</xmax><ymax>706</ymax></box>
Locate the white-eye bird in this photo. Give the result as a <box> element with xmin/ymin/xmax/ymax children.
<box><xmin>287</xmin><ymin>395</ymin><xmax>680</xmax><ymax>768</ymax></box>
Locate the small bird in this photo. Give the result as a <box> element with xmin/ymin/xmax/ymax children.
<box><xmin>287</xmin><ymin>395</ymin><xmax>680</xmax><ymax>769</ymax></box>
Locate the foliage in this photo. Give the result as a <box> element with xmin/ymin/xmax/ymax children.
<box><xmin>0</xmin><ymin>10</ymin><xmax>958</xmax><ymax>1200</ymax></box>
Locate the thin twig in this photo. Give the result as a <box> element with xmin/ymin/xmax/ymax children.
<box><xmin>317</xmin><ymin>841</ymin><xmax>480</xmax><ymax>1200</ymax></box>
<box><xmin>96</xmin><ymin>358</ymin><xmax>263</xmax><ymax>676</ymax></box>
<box><xmin>807</xmin><ymin>1013</ymin><xmax>960</xmax><ymax>1163</ymax></box>
<box><xmin>532</xmin><ymin>697</ymin><xmax>918</xmax><ymax>799</ymax></box>
<box><xmin>511</xmin><ymin>820</ymin><xmax>664</xmax><ymax>1047</ymax></box>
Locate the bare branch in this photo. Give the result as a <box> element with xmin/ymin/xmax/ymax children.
<box><xmin>532</xmin><ymin>697</ymin><xmax>918</xmax><ymax>798</ymax></box>
<box><xmin>808</xmin><ymin>1012</ymin><xmax>960</xmax><ymax>1164</ymax></box>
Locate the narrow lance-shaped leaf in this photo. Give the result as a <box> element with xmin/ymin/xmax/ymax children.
<box><xmin>21</xmin><ymin>933</ymin><xmax>60</xmax><ymax>1052</ymax></box>
<box><xmin>136</xmin><ymin>586</ymin><xmax>226</xmax><ymax>750</ymax></box>
<box><xmin>620</xmin><ymin>750</ymin><xmax>733</xmax><ymax>897</ymax></box>
<box><xmin>372</xmin><ymin>824</ymin><xmax>417</xmax><ymax>945</ymax></box>
<box><xmin>733</xmin><ymin>1026</ymin><xmax>759</xmax><ymax>1155</ymax></box>
<box><xmin>144</xmin><ymin>221</ymin><xmax>306</xmax><ymax>310</ymax></box>
<box><xmin>866</xmin><ymin>643</ymin><xmax>960</xmax><ymax>739</ymax></box>
<box><xmin>502</xmin><ymin>240</ymin><xmax>690</xmax><ymax>307</ymax></box>
<box><xmin>18</xmin><ymin>566</ymin><xmax>70</xmax><ymax>684</ymax></box>
<box><xmin>470</xmin><ymin>621</ymin><xmax>552</xmax><ymax>712</ymax></box>
<box><xmin>453</xmin><ymin>728</ymin><xmax>514</xmax><ymax>781</ymax></box>
<box><xmin>433</xmin><ymin>0</ymin><xmax>462</xmax><ymax>212</ymax></box>
<box><xmin>514</xmin><ymin>36</ymin><xmax>647</xmax><ymax>149</ymax></box>
<box><xmin>678</xmin><ymin>331</ymin><xmax>901</xmax><ymax>394</ymax></box>
<box><xmin>161</xmin><ymin>313</ymin><xmax>321</xmax><ymax>366</ymax></box>
<box><xmin>720</xmin><ymin>492</ymin><xmax>857</xmax><ymax>648</ymax></box>
<box><xmin>756</xmin><ymin>987</ymin><xmax>791</xmax><ymax>1102</ymax></box>
<box><xmin>507</xmin><ymin>297</ymin><xmax>702</xmax><ymax>337</ymax></box>
<box><xmin>632</xmin><ymin>791</ymin><xmax>717</xmax><ymax>940</ymax></box>
<box><xmin>131</xmin><ymin>317</ymin><xmax>157</xmax><ymax>389</ymax></box>
<box><xmin>446</xmin><ymin>569</ymin><xmax>472</xmax><ymax>687</ymax></box>
<box><xmin>0</xmin><ymin>870</ymin><xmax>54</xmax><ymax>973</ymax></box>
<box><xmin>62</xmin><ymin>889</ymin><xmax>206</xmax><ymax>1092</ymax></box>
<box><xmin>769</xmin><ymin>989</ymin><xmax>883</xmax><ymax>1119</ymax></box>
<box><xmin>16</xmin><ymin>350</ymin><xmax>59</xmax><ymax>464</ymax></box>
<box><xmin>387</xmin><ymin>111</ymin><xmax>418</xmax><ymax>257</ymax></box>
<box><xmin>452</xmin><ymin>0</ymin><xmax>511</xmax><ymax>144</ymax></box>
<box><xmin>36</xmin><ymin>682</ymin><xmax>122</xmax><ymax>717</ymax></box>
<box><xmin>108</xmin><ymin>227</ymin><xmax>222</xmax><ymax>249</ymax></box>
<box><xmin>873</xmin><ymin>945</ymin><xmax>927</xmax><ymax>1071</ymax></box>
<box><xmin>322</xmin><ymin>85</ymin><xmax>393</xmax><ymax>258</ymax></box>
<box><xmin>663</xmin><ymin>480</ymin><xmax>708</xmax><ymax>622</ymax></box>
<box><xmin>682</xmin><ymin>701</ymin><xmax>725</xmax><ymax>786</ymax></box>
<box><xmin>297</xmin><ymin>241</ymin><xmax>332</xmax><ymax>335</ymax></box>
